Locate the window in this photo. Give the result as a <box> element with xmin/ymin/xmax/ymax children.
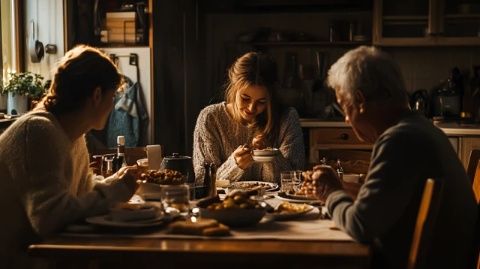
<box><xmin>1</xmin><ymin>0</ymin><xmax>22</xmax><ymax>79</ymax></box>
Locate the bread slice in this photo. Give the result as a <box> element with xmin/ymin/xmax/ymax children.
<box><xmin>168</xmin><ymin>218</ymin><xmax>230</xmax><ymax>236</ymax></box>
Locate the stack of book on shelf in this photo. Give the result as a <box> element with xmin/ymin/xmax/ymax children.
<box><xmin>106</xmin><ymin>12</ymin><xmax>136</xmax><ymax>44</ymax></box>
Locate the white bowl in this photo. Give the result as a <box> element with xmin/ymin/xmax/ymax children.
<box><xmin>200</xmin><ymin>207</ymin><xmax>266</xmax><ymax>227</ymax></box>
<box><xmin>252</xmin><ymin>148</ymin><xmax>279</xmax><ymax>157</ymax></box>
<box><xmin>252</xmin><ymin>155</ymin><xmax>275</xmax><ymax>162</ymax></box>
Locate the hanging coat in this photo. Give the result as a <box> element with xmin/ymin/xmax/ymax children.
<box><xmin>106</xmin><ymin>76</ymin><xmax>149</xmax><ymax>147</ymax></box>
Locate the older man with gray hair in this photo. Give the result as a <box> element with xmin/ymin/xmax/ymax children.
<box><xmin>313</xmin><ymin>46</ymin><xmax>478</xmax><ymax>269</ymax></box>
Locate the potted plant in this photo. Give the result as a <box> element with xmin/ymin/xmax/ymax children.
<box><xmin>1</xmin><ymin>72</ymin><xmax>46</xmax><ymax>115</ymax></box>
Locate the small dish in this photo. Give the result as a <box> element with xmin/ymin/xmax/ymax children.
<box><xmin>228</xmin><ymin>181</ymin><xmax>278</xmax><ymax>193</ymax></box>
<box><xmin>275</xmin><ymin>192</ymin><xmax>323</xmax><ymax>205</ymax></box>
<box><xmin>86</xmin><ymin>212</ymin><xmax>174</xmax><ymax>228</ymax></box>
<box><xmin>272</xmin><ymin>203</ymin><xmax>314</xmax><ymax>221</ymax></box>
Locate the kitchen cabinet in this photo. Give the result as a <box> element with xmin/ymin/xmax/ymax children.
<box><xmin>308</xmin><ymin>127</ymin><xmax>372</xmax><ymax>174</ymax></box>
<box><xmin>203</xmin><ymin>2</ymin><xmax>372</xmax><ymax>119</ymax></box>
<box><xmin>304</xmin><ymin>121</ymin><xmax>480</xmax><ymax>176</ymax></box>
<box><xmin>373</xmin><ymin>0</ymin><xmax>480</xmax><ymax>46</ymax></box>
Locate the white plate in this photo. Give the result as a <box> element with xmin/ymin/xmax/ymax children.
<box><xmin>252</xmin><ymin>155</ymin><xmax>275</xmax><ymax>162</ymax></box>
<box><xmin>272</xmin><ymin>204</ymin><xmax>314</xmax><ymax>221</ymax></box>
<box><xmin>228</xmin><ymin>181</ymin><xmax>279</xmax><ymax>192</ymax></box>
<box><xmin>86</xmin><ymin>212</ymin><xmax>174</xmax><ymax>228</ymax></box>
<box><xmin>275</xmin><ymin>192</ymin><xmax>323</xmax><ymax>205</ymax></box>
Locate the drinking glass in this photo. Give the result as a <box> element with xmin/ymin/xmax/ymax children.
<box><xmin>293</xmin><ymin>170</ymin><xmax>303</xmax><ymax>192</ymax></box>
<box><xmin>160</xmin><ymin>184</ymin><xmax>190</xmax><ymax>215</ymax></box>
<box><xmin>280</xmin><ymin>171</ymin><xmax>295</xmax><ymax>193</ymax></box>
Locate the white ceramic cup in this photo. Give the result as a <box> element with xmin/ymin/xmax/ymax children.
<box><xmin>146</xmin><ymin>145</ymin><xmax>162</xmax><ymax>170</ymax></box>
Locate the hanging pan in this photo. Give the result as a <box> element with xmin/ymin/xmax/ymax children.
<box><xmin>29</xmin><ymin>20</ymin><xmax>44</xmax><ymax>63</ymax></box>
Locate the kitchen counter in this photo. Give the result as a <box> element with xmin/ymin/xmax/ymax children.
<box><xmin>300</xmin><ymin>119</ymin><xmax>480</xmax><ymax>136</ymax></box>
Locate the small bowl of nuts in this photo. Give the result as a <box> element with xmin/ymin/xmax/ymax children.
<box><xmin>198</xmin><ymin>191</ymin><xmax>267</xmax><ymax>228</ymax></box>
<box><xmin>136</xmin><ymin>169</ymin><xmax>186</xmax><ymax>200</ymax></box>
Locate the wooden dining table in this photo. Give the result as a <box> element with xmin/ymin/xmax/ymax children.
<box><xmin>28</xmin><ymin>195</ymin><xmax>370</xmax><ymax>269</ymax></box>
<box><xmin>29</xmin><ymin>236</ymin><xmax>369</xmax><ymax>269</ymax></box>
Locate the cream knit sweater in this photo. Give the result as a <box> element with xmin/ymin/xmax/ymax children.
<box><xmin>193</xmin><ymin>102</ymin><xmax>305</xmax><ymax>184</ymax></box>
<box><xmin>0</xmin><ymin>109</ymin><xmax>133</xmax><ymax>268</ymax></box>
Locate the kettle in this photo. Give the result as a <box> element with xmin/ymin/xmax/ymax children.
<box><xmin>410</xmin><ymin>89</ymin><xmax>429</xmax><ymax>117</ymax></box>
<box><xmin>160</xmin><ymin>153</ymin><xmax>194</xmax><ymax>183</ymax></box>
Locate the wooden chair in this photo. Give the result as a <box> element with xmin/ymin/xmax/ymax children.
<box><xmin>467</xmin><ymin>149</ymin><xmax>480</xmax><ymax>184</ymax></box>
<box><xmin>471</xmin><ymin>161</ymin><xmax>480</xmax><ymax>269</ymax></box>
<box><xmin>466</xmin><ymin>150</ymin><xmax>480</xmax><ymax>269</ymax></box>
<box><xmin>473</xmin><ymin>160</ymin><xmax>480</xmax><ymax>205</ymax></box>
<box><xmin>407</xmin><ymin>178</ymin><xmax>443</xmax><ymax>269</ymax></box>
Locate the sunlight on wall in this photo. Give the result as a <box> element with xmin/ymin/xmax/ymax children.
<box><xmin>1</xmin><ymin>0</ymin><xmax>17</xmax><ymax>81</ymax></box>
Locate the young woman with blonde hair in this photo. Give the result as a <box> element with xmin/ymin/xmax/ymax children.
<box><xmin>193</xmin><ymin>51</ymin><xmax>305</xmax><ymax>184</ymax></box>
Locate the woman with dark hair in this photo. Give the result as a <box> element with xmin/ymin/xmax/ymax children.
<box><xmin>0</xmin><ymin>45</ymin><xmax>138</xmax><ymax>268</ymax></box>
<box><xmin>193</xmin><ymin>52</ymin><xmax>305</xmax><ymax>184</ymax></box>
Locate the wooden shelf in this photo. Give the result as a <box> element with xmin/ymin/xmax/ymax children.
<box><xmin>445</xmin><ymin>14</ymin><xmax>480</xmax><ymax>19</ymax></box>
<box><xmin>383</xmin><ymin>15</ymin><xmax>428</xmax><ymax>21</ymax></box>
<box><xmin>248</xmin><ymin>41</ymin><xmax>370</xmax><ymax>46</ymax></box>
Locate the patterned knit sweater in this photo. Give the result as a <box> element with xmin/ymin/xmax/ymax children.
<box><xmin>0</xmin><ymin>109</ymin><xmax>133</xmax><ymax>268</ymax></box>
<box><xmin>193</xmin><ymin>102</ymin><xmax>305</xmax><ymax>184</ymax></box>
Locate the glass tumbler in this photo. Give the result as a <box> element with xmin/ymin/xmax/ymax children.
<box><xmin>160</xmin><ymin>184</ymin><xmax>190</xmax><ymax>215</ymax></box>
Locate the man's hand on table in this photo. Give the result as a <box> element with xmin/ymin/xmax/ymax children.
<box><xmin>312</xmin><ymin>165</ymin><xmax>344</xmax><ymax>203</ymax></box>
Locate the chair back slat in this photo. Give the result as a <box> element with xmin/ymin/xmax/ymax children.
<box><xmin>474</xmin><ymin>161</ymin><xmax>480</xmax><ymax>204</ymax></box>
<box><xmin>473</xmin><ymin>163</ymin><xmax>480</xmax><ymax>269</ymax></box>
<box><xmin>467</xmin><ymin>149</ymin><xmax>480</xmax><ymax>184</ymax></box>
<box><xmin>407</xmin><ymin>178</ymin><xmax>443</xmax><ymax>269</ymax></box>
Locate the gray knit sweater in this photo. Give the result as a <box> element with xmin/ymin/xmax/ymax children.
<box><xmin>0</xmin><ymin>109</ymin><xmax>134</xmax><ymax>268</ymax></box>
<box><xmin>193</xmin><ymin>102</ymin><xmax>305</xmax><ymax>184</ymax></box>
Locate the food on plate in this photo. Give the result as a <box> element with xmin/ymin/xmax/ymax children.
<box><xmin>229</xmin><ymin>181</ymin><xmax>276</xmax><ymax>192</ymax></box>
<box><xmin>291</xmin><ymin>170</ymin><xmax>316</xmax><ymax>197</ymax></box>
<box><xmin>276</xmin><ymin>202</ymin><xmax>311</xmax><ymax>214</ymax></box>
<box><xmin>109</xmin><ymin>203</ymin><xmax>158</xmax><ymax>222</ymax></box>
<box><xmin>138</xmin><ymin>169</ymin><xmax>185</xmax><ymax>185</ymax></box>
<box><xmin>168</xmin><ymin>218</ymin><xmax>230</xmax><ymax>236</ymax></box>
<box><xmin>205</xmin><ymin>191</ymin><xmax>262</xmax><ymax>211</ymax></box>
